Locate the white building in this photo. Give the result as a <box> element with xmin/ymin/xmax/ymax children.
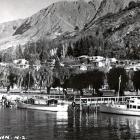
<box><xmin>50</xmin><ymin>48</ymin><xmax>57</xmax><ymax>56</ymax></box>
<box><xmin>89</xmin><ymin>56</ymin><xmax>105</xmax><ymax>61</ymax></box>
<box><xmin>98</xmin><ymin>61</ymin><xmax>105</xmax><ymax>67</ymax></box>
<box><xmin>13</xmin><ymin>59</ymin><xmax>29</xmax><ymax>69</ymax></box>
<box><xmin>80</xmin><ymin>64</ymin><xmax>87</xmax><ymax>71</ymax></box>
<box><xmin>0</xmin><ymin>62</ymin><xmax>7</xmax><ymax>67</ymax></box>
<box><xmin>109</xmin><ymin>58</ymin><xmax>117</xmax><ymax>63</ymax></box>
<box><xmin>78</xmin><ymin>55</ymin><xmax>89</xmax><ymax>59</ymax></box>
<box><xmin>125</xmin><ymin>63</ymin><xmax>140</xmax><ymax>71</ymax></box>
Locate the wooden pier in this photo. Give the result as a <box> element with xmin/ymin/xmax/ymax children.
<box><xmin>1</xmin><ymin>91</ymin><xmax>140</xmax><ymax>112</ymax></box>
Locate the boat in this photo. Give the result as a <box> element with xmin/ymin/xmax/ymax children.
<box><xmin>100</xmin><ymin>97</ymin><xmax>140</xmax><ymax>116</ymax></box>
<box><xmin>16</xmin><ymin>70</ymin><xmax>68</xmax><ymax>112</ymax></box>
<box><xmin>16</xmin><ymin>99</ymin><xmax>69</xmax><ymax>112</ymax></box>
<box><xmin>100</xmin><ymin>75</ymin><xmax>140</xmax><ymax>116</ymax></box>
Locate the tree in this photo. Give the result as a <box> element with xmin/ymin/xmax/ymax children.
<box><xmin>82</xmin><ymin>37</ymin><xmax>90</xmax><ymax>55</ymax></box>
<box><xmin>53</xmin><ymin>58</ymin><xmax>71</xmax><ymax>93</ymax></box>
<box><xmin>16</xmin><ymin>45</ymin><xmax>24</xmax><ymax>59</ymax></box>
<box><xmin>38</xmin><ymin>39</ymin><xmax>50</xmax><ymax>63</ymax></box>
<box><xmin>4</xmin><ymin>64</ymin><xmax>20</xmax><ymax>91</ymax></box>
<box><xmin>127</xmin><ymin>69</ymin><xmax>134</xmax><ymax>91</ymax></box>
<box><xmin>87</xmin><ymin>70</ymin><xmax>105</xmax><ymax>96</ymax></box>
<box><xmin>52</xmin><ymin>77</ymin><xmax>60</xmax><ymax>88</ymax></box>
<box><xmin>23</xmin><ymin>39</ymin><xmax>50</xmax><ymax>64</ymax></box>
<box><xmin>107</xmin><ymin>67</ymin><xmax>128</xmax><ymax>96</ymax></box>
<box><xmin>45</xmin><ymin>68</ymin><xmax>53</xmax><ymax>94</ymax></box>
<box><xmin>67</xmin><ymin>45</ymin><xmax>73</xmax><ymax>56</ymax></box>
<box><xmin>56</xmin><ymin>46</ymin><xmax>62</xmax><ymax>58</ymax></box>
<box><xmin>88</xmin><ymin>46</ymin><xmax>94</xmax><ymax>56</ymax></box>
<box><xmin>22</xmin><ymin>70</ymin><xmax>34</xmax><ymax>91</ymax></box>
<box><xmin>132</xmin><ymin>70</ymin><xmax>140</xmax><ymax>93</ymax></box>
<box><xmin>73</xmin><ymin>41</ymin><xmax>81</xmax><ymax>57</ymax></box>
<box><xmin>68</xmin><ymin>74</ymin><xmax>87</xmax><ymax>96</ymax></box>
<box><xmin>128</xmin><ymin>1</ymin><xmax>136</xmax><ymax>9</ymax></box>
<box><xmin>37</xmin><ymin>65</ymin><xmax>53</xmax><ymax>94</ymax></box>
<box><xmin>7</xmin><ymin>72</ymin><xmax>18</xmax><ymax>89</ymax></box>
<box><xmin>64</xmin><ymin>70</ymin><xmax>105</xmax><ymax>96</ymax></box>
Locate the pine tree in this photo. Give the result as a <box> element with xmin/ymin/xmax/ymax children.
<box><xmin>67</xmin><ymin>45</ymin><xmax>73</xmax><ymax>56</ymax></box>
<box><xmin>73</xmin><ymin>41</ymin><xmax>81</xmax><ymax>57</ymax></box>
<box><xmin>88</xmin><ymin>46</ymin><xmax>94</xmax><ymax>56</ymax></box>
<box><xmin>16</xmin><ymin>45</ymin><xmax>23</xmax><ymax>59</ymax></box>
<box><xmin>82</xmin><ymin>37</ymin><xmax>89</xmax><ymax>55</ymax></box>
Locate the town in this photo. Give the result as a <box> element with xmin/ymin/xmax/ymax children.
<box><xmin>0</xmin><ymin>53</ymin><xmax>140</xmax><ymax>96</ymax></box>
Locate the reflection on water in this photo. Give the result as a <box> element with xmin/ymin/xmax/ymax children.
<box><xmin>56</xmin><ymin>112</ymin><xmax>68</xmax><ymax>121</ymax></box>
<box><xmin>0</xmin><ymin>108</ymin><xmax>140</xmax><ymax>140</ymax></box>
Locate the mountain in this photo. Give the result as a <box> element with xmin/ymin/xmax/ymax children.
<box><xmin>0</xmin><ymin>19</ymin><xmax>24</xmax><ymax>39</ymax></box>
<box><xmin>0</xmin><ymin>0</ymin><xmax>140</xmax><ymax>60</ymax></box>
<box><xmin>83</xmin><ymin>1</ymin><xmax>140</xmax><ymax>59</ymax></box>
<box><xmin>0</xmin><ymin>0</ymin><xmax>98</xmax><ymax>53</ymax></box>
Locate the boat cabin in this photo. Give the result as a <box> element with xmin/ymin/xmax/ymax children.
<box><xmin>47</xmin><ymin>99</ymin><xmax>58</xmax><ymax>106</ymax></box>
<box><xmin>127</xmin><ymin>97</ymin><xmax>140</xmax><ymax>110</ymax></box>
<box><xmin>24</xmin><ymin>98</ymin><xmax>58</xmax><ymax>106</ymax></box>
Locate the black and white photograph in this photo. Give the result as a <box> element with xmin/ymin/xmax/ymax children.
<box><xmin>0</xmin><ymin>0</ymin><xmax>140</xmax><ymax>139</ymax></box>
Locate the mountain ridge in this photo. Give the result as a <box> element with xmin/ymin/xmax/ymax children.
<box><xmin>0</xmin><ymin>0</ymin><xmax>140</xmax><ymax>60</ymax></box>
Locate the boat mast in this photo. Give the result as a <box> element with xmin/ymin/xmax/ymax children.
<box><xmin>117</xmin><ymin>75</ymin><xmax>121</xmax><ymax>102</ymax></box>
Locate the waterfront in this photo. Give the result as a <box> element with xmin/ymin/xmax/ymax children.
<box><xmin>0</xmin><ymin>108</ymin><xmax>140</xmax><ymax>140</ymax></box>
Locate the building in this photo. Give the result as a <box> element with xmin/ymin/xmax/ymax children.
<box><xmin>0</xmin><ymin>62</ymin><xmax>8</xmax><ymax>68</ymax></box>
<box><xmin>125</xmin><ymin>63</ymin><xmax>140</xmax><ymax>71</ymax></box>
<box><xmin>80</xmin><ymin>64</ymin><xmax>87</xmax><ymax>71</ymax></box>
<box><xmin>13</xmin><ymin>59</ymin><xmax>29</xmax><ymax>69</ymax></box>
<box><xmin>89</xmin><ymin>56</ymin><xmax>105</xmax><ymax>62</ymax></box>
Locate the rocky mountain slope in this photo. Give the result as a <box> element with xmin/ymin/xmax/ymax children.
<box><xmin>0</xmin><ymin>19</ymin><xmax>23</xmax><ymax>39</ymax></box>
<box><xmin>0</xmin><ymin>0</ymin><xmax>140</xmax><ymax>60</ymax></box>
<box><xmin>83</xmin><ymin>1</ymin><xmax>140</xmax><ymax>59</ymax></box>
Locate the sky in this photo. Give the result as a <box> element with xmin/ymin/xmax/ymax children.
<box><xmin>0</xmin><ymin>0</ymin><xmax>61</xmax><ymax>23</ymax></box>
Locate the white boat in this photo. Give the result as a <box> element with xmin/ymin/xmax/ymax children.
<box><xmin>16</xmin><ymin>71</ymin><xmax>68</xmax><ymax>112</ymax></box>
<box><xmin>16</xmin><ymin>99</ymin><xmax>69</xmax><ymax>112</ymax></box>
<box><xmin>100</xmin><ymin>75</ymin><xmax>140</xmax><ymax>116</ymax></box>
<box><xmin>100</xmin><ymin>97</ymin><xmax>140</xmax><ymax>116</ymax></box>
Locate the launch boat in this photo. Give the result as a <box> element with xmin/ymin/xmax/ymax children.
<box><xmin>100</xmin><ymin>75</ymin><xmax>140</xmax><ymax>116</ymax></box>
<box><xmin>100</xmin><ymin>97</ymin><xmax>140</xmax><ymax>116</ymax></box>
<box><xmin>16</xmin><ymin>99</ymin><xmax>69</xmax><ymax>112</ymax></box>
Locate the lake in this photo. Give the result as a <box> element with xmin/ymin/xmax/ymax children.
<box><xmin>0</xmin><ymin>107</ymin><xmax>140</xmax><ymax>140</ymax></box>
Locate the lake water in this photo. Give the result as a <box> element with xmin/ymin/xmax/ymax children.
<box><xmin>0</xmin><ymin>107</ymin><xmax>140</xmax><ymax>140</ymax></box>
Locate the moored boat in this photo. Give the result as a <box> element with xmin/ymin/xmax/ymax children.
<box><xmin>100</xmin><ymin>97</ymin><xmax>140</xmax><ymax>116</ymax></box>
<box><xmin>99</xmin><ymin>74</ymin><xmax>140</xmax><ymax>116</ymax></box>
<box><xmin>16</xmin><ymin>99</ymin><xmax>69</xmax><ymax>112</ymax></box>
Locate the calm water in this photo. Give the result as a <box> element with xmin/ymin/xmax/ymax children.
<box><xmin>0</xmin><ymin>107</ymin><xmax>140</xmax><ymax>140</ymax></box>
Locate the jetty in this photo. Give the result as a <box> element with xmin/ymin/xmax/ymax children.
<box><xmin>0</xmin><ymin>88</ymin><xmax>140</xmax><ymax>112</ymax></box>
